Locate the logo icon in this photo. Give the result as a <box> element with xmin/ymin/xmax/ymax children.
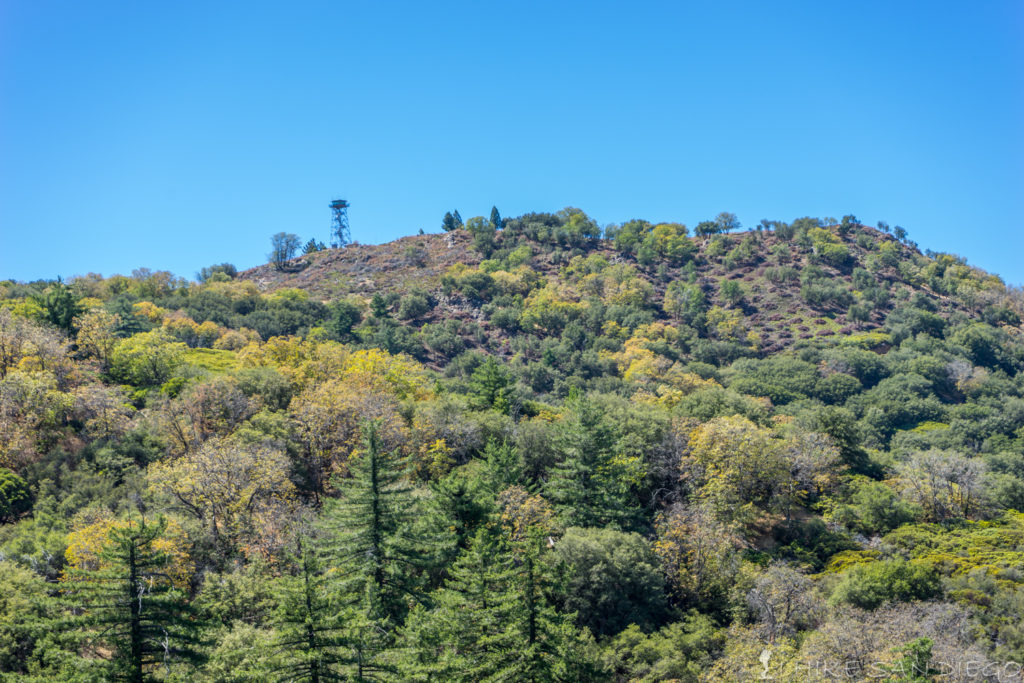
<box><xmin>759</xmin><ymin>648</ymin><xmax>773</xmax><ymax>680</ymax></box>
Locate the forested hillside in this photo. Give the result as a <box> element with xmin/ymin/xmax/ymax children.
<box><xmin>3</xmin><ymin>209</ymin><xmax>1024</xmax><ymax>681</ymax></box>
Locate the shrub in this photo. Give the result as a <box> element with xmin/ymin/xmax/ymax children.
<box><xmin>830</xmin><ymin>558</ymin><xmax>941</xmax><ymax>609</ymax></box>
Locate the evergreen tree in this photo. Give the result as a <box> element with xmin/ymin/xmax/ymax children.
<box><xmin>400</xmin><ymin>529</ymin><xmax>602</xmax><ymax>682</ymax></box>
<box><xmin>321</xmin><ymin>420</ymin><xmax>429</xmax><ymax>627</ymax></box>
<box><xmin>62</xmin><ymin>516</ymin><xmax>203</xmax><ymax>682</ymax></box>
<box><xmin>543</xmin><ymin>394</ymin><xmax>638</xmax><ymax>530</ymax></box>
<box><xmin>468</xmin><ymin>356</ymin><xmax>514</xmax><ymax>413</ymax></box>
<box><xmin>441</xmin><ymin>211</ymin><xmax>457</xmax><ymax>232</ymax></box>
<box><xmin>490</xmin><ymin>206</ymin><xmax>503</xmax><ymax>230</ymax></box>
<box><xmin>272</xmin><ymin>537</ymin><xmax>353</xmax><ymax>682</ymax></box>
<box><xmin>35</xmin><ymin>278</ymin><xmax>82</xmax><ymax>331</ymax></box>
<box><xmin>452</xmin><ymin>210</ymin><xmax>463</xmax><ymax>228</ymax></box>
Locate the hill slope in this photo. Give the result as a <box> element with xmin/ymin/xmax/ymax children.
<box><xmin>239</xmin><ymin>215</ymin><xmax>1014</xmax><ymax>363</ymax></box>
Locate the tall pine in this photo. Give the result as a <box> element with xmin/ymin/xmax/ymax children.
<box><xmin>399</xmin><ymin>529</ymin><xmax>602</xmax><ymax>682</ymax></box>
<box><xmin>543</xmin><ymin>393</ymin><xmax>638</xmax><ymax>530</ymax></box>
<box><xmin>318</xmin><ymin>419</ymin><xmax>430</xmax><ymax>677</ymax></box>
<box><xmin>62</xmin><ymin>516</ymin><xmax>202</xmax><ymax>682</ymax></box>
<box><xmin>272</xmin><ymin>536</ymin><xmax>353</xmax><ymax>682</ymax></box>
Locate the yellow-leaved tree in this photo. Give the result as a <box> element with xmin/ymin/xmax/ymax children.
<box><xmin>147</xmin><ymin>436</ymin><xmax>296</xmax><ymax>560</ymax></box>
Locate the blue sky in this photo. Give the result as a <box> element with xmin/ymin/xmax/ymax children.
<box><xmin>2</xmin><ymin>1</ymin><xmax>1022</xmax><ymax>284</ymax></box>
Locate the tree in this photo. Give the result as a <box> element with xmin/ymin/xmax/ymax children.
<box><xmin>468</xmin><ymin>356</ymin><xmax>513</xmax><ymax>413</ymax></box>
<box><xmin>147</xmin><ymin>437</ymin><xmax>296</xmax><ymax>562</ymax></box>
<box><xmin>272</xmin><ymin>537</ymin><xmax>355</xmax><ymax>682</ymax></box>
<box><xmin>465</xmin><ymin>216</ymin><xmax>497</xmax><ymax>257</ymax></box>
<box><xmin>400</xmin><ymin>529</ymin><xmax>601</xmax><ymax>682</ymax></box>
<box><xmin>544</xmin><ymin>393</ymin><xmax>640</xmax><ymax>530</ymax></box>
<box><xmin>744</xmin><ymin>562</ymin><xmax>821</xmax><ymax>642</ymax></box>
<box><xmin>838</xmin><ymin>214</ymin><xmax>859</xmax><ymax>235</ymax></box>
<box><xmin>490</xmin><ymin>205</ymin><xmax>503</xmax><ymax>230</ymax></box>
<box><xmin>0</xmin><ymin>467</ymin><xmax>31</xmax><ymax>522</ymax></box>
<box><xmin>35</xmin><ymin>278</ymin><xmax>82</xmax><ymax>331</ymax></box>
<box><xmin>452</xmin><ymin>209</ymin><xmax>463</xmax><ymax>228</ymax></box>
<box><xmin>694</xmin><ymin>221</ymin><xmax>720</xmax><ymax>238</ymax></box>
<box><xmin>108</xmin><ymin>329</ymin><xmax>186</xmax><ymax>387</ymax></box>
<box><xmin>303</xmin><ymin>238</ymin><xmax>326</xmax><ymax>255</ymax></box>
<box><xmin>320</xmin><ymin>420</ymin><xmax>428</xmax><ymax>627</ymax></box>
<box><xmin>74</xmin><ymin>308</ymin><xmax>121</xmax><ymax>369</ymax></box>
<box><xmin>269</xmin><ymin>232</ymin><xmax>301</xmax><ymax>270</ymax></box>
<box><xmin>196</xmin><ymin>263</ymin><xmax>237</xmax><ymax>282</ymax></box>
<box><xmin>719</xmin><ymin>280</ymin><xmax>744</xmax><ymax>307</ymax></box>
<box><xmin>882</xmin><ymin>637</ymin><xmax>939</xmax><ymax>682</ymax></box>
<box><xmin>441</xmin><ymin>211</ymin><xmax>458</xmax><ymax>232</ymax></box>
<box><xmin>714</xmin><ymin>211</ymin><xmax>741</xmax><ymax>233</ymax></box>
<box><xmin>829</xmin><ymin>558</ymin><xmax>941</xmax><ymax>610</ymax></box>
<box><xmin>331</xmin><ymin>299</ymin><xmax>362</xmax><ymax>341</ymax></box>
<box><xmin>682</xmin><ymin>416</ymin><xmax>793</xmax><ymax>525</ymax></box>
<box><xmin>553</xmin><ymin>527</ymin><xmax>667</xmax><ymax>637</ymax></box>
<box><xmin>896</xmin><ymin>449</ymin><xmax>987</xmax><ymax>521</ymax></box>
<box><xmin>62</xmin><ymin>515</ymin><xmax>202</xmax><ymax>681</ymax></box>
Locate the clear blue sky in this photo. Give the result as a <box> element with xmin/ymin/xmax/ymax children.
<box><xmin>2</xmin><ymin>1</ymin><xmax>1022</xmax><ymax>284</ymax></box>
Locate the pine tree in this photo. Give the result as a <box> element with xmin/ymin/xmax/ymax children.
<box><xmin>35</xmin><ymin>278</ymin><xmax>82</xmax><ymax>331</ymax></box>
<box><xmin>272</xmin><ymin>537</ymin><xmax>353</xmax><ymax>682</ymax></box>
<box><xmin>399</xmin><ymin>529</ymin><xmax>601</xmax><ymax>682</ymax></box>
<box><xmin>441</xmin><ymin>212</ymin><xmax>457</xmax><ymax>232</ymax></box>
<box><xmin>452</xmin><ymin>210</ymin><xmax>463</xmax><ymax>229</ymax></box>
<box><xmin>62</xmin><ymin>516</ymin><xmax>203</xmax><ymax>682</ymax></box>
<box><xmin>490</xmin><ymin>206</ymin><xmax>503</xmax><ymax>230</ymax></box>
<box><xmin>303</xmin><ymin>238</ymin><xmax>325</xmax><ymax>255</ymax></box>
<box><xmin>543</xmin><ymin>393</ymin><xmax>637</xmax><ymax>530</ymax></box>
<box><xmin>321</xmin><ymin>420</ymin><xmax>428</xmax><ymax>627</ymax></box>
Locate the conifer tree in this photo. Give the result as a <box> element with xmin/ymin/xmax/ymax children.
<box><xmin>441</xmin><ymin>211</ymin><xmax>457</xmax><ymax>232</ymax></box>
<box><xmin>272</xmin><ymin>536</ymin><xmax>353</xmax><ymax>682</ymax></box>
<box><xmin>490</xmin><ymin>206</ymin><xmax>503</xmax><ymax>230</ymax></box>
<box><xmin>320</xmin><ymin>420</ymin><xmax>429</xmax><ymax>627</ymax></box>
<box><xmin>400</xmin><ymin>529</ymin><xmax>601</xmax><ymax>682</ymax></box>
<box><xmin>62</xmin><ymin>515</ymin><xmax>202</xmax><ymax>682</ymax></box>
<box><xmin>543</xmin><ymin>393</ymin><xmax>638</xmax><ymax>530</ymax></box>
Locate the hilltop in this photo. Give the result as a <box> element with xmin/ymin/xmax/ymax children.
<box><xmin>237</xmin><ymin>211</ymin><xmax>1014</xmax><ymax>366</ymax></box>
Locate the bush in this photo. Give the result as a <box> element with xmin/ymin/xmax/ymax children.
<box><xmin>553</xmin><ymin>527</ymin><xmax>668</xmax><ymax>637</ymax></box>
<box><xmin>397</xmin><ymin>291</ymin><xmax>432</xmax><ymax>320</ymax></box>
<box><xmin>830</xmin><ymin>558</ymin><xmax>941</xmax><ymax>609</ymax></box>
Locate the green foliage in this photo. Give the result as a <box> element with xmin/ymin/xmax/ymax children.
<box><xmin>0</xmin><ymin>468</ymin><xmax>32</xmax><ymax>522</ymax></box>
<box><xmin>196</xmin><ymin>263</ymin><xmax>237</xmax><ymax>283</ymax></box>
<box><xmin>828</xmin><ymin>479</ymin><xmax>920</xmax><ymax>535</ymax></box>
<box><xmin>601</xmin><ymin>614</ymin><xmax>722</xmax><ymax>683</ymax></box>
<box><xmin>544</xmin><ymin>394</ymin><xmax>643</xmax><ymax>530</ymax></box>
<box><xmin>108</xmin><ymin>329</ymin><xmax>187</xmax><ymax>386</ymax></box>
<box><xmin>7</xmin><ymin>206</ymin><xmax>1024</xmax><ymax>677</ymax></box>
<box><xmin>400</xmin><ymin>529</ymin><xmax>602</xmax><ymax>682</ymax></box>
<box><xmin>320</xmin><ymin>421</ymin><xmax>431</xmax><ymax>626</ymax></box>
<box><xmin>35</xmin><ymin>279</ymin><xmax>83</xmax><ymax>331</ymax></box>
<box><xmin>273</xmin><ymin>538</ymin><xmax>359</xmax><ymax>682</ymax></box>
<box><xmin>830</xmin><ymin>558</ymin><xmax>941</xmax><ymax>609</ymax></box>
<box><xmin>553</xmin><ymin>526</ymin><xmax>667</xmax><ymax>637</ymax></box>
<box><xmin>269</xmin><ymin>232</ymin><xmax>301</xmax><ymax>270</ymax></box>
<box><xmin>62</xmin><ymin>515</ymin><xmax>204</xmax><ymax>681</ymax></box>
<box><xmin>468</xmin><ymin>356</ymin><xmax>514</xmax><ymax>413</ymax></box>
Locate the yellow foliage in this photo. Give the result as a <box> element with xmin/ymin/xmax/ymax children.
<box><xmin>64</xmin><ymin>515</ymin><xmax>192</xmax><ymax>589</ymax></box>
<box><xmin>133</xmin><ymin>300</ymin><xmax>167</xmax><ymax>323</ymax></box>
<box><xmin>147</xmin><ymin>437</ymin><xmax>295</xmax><ymax>556</ymax></box>
<box><xmin>498</xmin><ymin>486</ymin><xmax>558</xmax><ymax>542</ymax></box>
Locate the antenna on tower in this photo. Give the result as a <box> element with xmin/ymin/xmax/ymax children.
<box><xmin>330</xmin><ymin>199</ymin><xmax>350</xmax><ymax>248</ymax></box>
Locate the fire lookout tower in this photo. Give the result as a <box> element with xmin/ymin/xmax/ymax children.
<box><xmin>330</xmin><ymin>199</ymin><xmax>350</xmax><ymax>248</ymax></box>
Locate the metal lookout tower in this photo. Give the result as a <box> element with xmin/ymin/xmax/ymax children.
<box><xmin>330</xmin><ymin>199</ymin><xmax>350</xmax><ymax>248</ymax></box>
